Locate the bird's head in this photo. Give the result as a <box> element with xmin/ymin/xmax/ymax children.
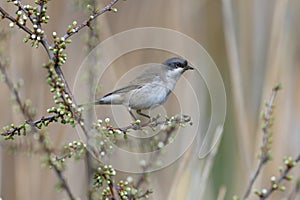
<box><xmin>163</xmin><ymin>57</ymin><xmax>194</xmax><ymax>73</ymax></box>
<box><xmin>163</xmin><ymin>57</ymin><xmax>194</xmax><ymax>80</ymax></box>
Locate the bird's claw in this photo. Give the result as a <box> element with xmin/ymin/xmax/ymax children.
<box><xmin>131</xmin><ymin>123</ymin><xmax>142</xmax><ymax>130</ymax></box>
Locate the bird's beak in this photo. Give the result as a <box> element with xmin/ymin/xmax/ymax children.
<box><xmin>184</xmin><ymin>65</ymin><xmax>194</xmax><ymax>71</ymax></box>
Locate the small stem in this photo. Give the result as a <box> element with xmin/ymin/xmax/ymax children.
<box><xmin>262</xmin><ymin>154</ymin><xmax>300</xmax><ymax>199</ymax></box>
<box><xmin>0</xmin><ymin>1</ymin><xmax>122</xmax><ymax>199</ymax></box>
<box><xmin>62</xmin><ymin>0</ymin><xmax>120</xmax><ymax>41</ymax></box>
<box><xmin>0</xmin><ymin>63</ymin><xmax>30</xmax><ymax>118</ymax></box>
<box><xmin>0</xmin><ymin>6</ymin><xmax>33</xmax><ymax>35</ymax></box>
<box><xmin>15</xmin><ymin>0</ymin><xmax>35</xmax><ymax>24</ymax></box>
<box><xmin>101</xmin><ymin>174</ymin><xmax>121</xmax><ymax>200</ymax></box>
<box><xmin>242</xmin><ymin>85</ymin><xmax>280</xmax><ymax>199</ymax></box>
<box><xmin>0</xmin><ymin>62</ymin><xmax>76</xmax><ymax>199</ymax></box>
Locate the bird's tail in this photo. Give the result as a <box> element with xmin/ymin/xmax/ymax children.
<box><xmin>78</xmin><ymin>98</ymin><xmax>112</xmax><ymax>108</ymax></box>
<box><xmin>93</xmin><ymin>99</ymin><xmax>111</xmax><ymax>105</ymax></box>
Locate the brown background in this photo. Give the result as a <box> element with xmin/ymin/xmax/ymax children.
<box><xmin>0</xmin><ymin>0</ymin><xmax>300</xmax><ymax>199</ymax></box>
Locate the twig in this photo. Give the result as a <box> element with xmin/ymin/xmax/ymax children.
<box><xmin>36</xmin><ymin>0</ymin><xmax>45</xmax><ymax>23</ymax></box>
<box><xmin>0</xmin><ymin>113</ymin><xmax>59</xmax><ymax>137</ymax></box>
<box><xmin>261</xmin><ymin>154</ymin><xmax>300</xmax><ymax>199</ymax></box>
<box><xmin>15</xmin><ymin>0</ymin><xmax>35</xmax><ymax>24</ymax></box>
<box><xmin>42</xmin><ymin>0</ymin><xmax>120</xmax><ymax>123</ymax></box>
<box><xmin>83</xmin><ymin>2</ymin><xmax>101</xmax><ymax>198</ymax></box>
<box><xmin>40</xmin><ymin>0</ymin><xmax>120</xmax><ymax>137</ymax></box>
<box><xmin>38</xmin><ymin>132</ymin><xmax>76</xmax><ymax>200</ymax></box>
<box><xmin>104</xmin><ymin>115</ymin><xmax>191</xmax><ymax>135</ymax></box>
<box><xmin>0</xmin><ymin>6</ymin><xmax>33</xmax><ymax>35</ymax></box>
<box><xmin>0</xmin><ymin>62</ymin><xmax>76</xmax><ymax>199</ymax></box>
<box><xmin>62</xmin><ymin>0</ymin><xmax>119</xmax><ymax>41</ymax></box>
<box><xmin>103</xmin><ymin>177</ymin><xmax>121</xmax><ymax>200</ymax></box>
<box><xmin>288</xmin><ymin>175</ymin><xmax>300</xmax><ymax>200</ymax></box>
<box><xmin>0</xmin><ymin>63</ymin><xmax>31</xmax><ymax>118</ymax></box>
<box><xmin>242</xmin><ymin>85</ymin><xmax>281</xmax><ymax>199</ymax></box>
<box><xmin>0</xmin><ymin>1</ymin><xmax>123</xmax><ymax>199</ymax></box>
<box><xmin>134</xmin><ymin>124</ymin><xmax>177</xmax><ymax>190</ymax></box>
<box><xmin>136</xmin><ymin>189</ymin><xmax>153</xmax><ymax>199</ymax></box>
<box><xmin>1</xmin><ymin>0</ymin><xmax>121</xmax><ymax>137</ymax></box>
<box><xmin>242</xmin><ymin>158</ymin><xmax>266</xmax><ymax>199</ymax></box>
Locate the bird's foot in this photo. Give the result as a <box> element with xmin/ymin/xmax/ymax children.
<box><xmin>131</xmin><ymin>119</ymin><xmax>142</xmax><ymax>130</ymax></box>
<box><xmin>150</xmin><ymin>114</ymin><xmax>161</xmax><ymax>125</ymax></box>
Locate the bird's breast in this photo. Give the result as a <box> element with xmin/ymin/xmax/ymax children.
<box><xmin>126</xmin><ymin>82</ymin><xmax>171</xmax><ymax>110</ymax></box>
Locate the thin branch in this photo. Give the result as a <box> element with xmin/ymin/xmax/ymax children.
<box><xmin>103</xmin><ymin>177</ymin><xmax>121</xmax><ymax>200</ymax></box>
<box><xmin>0</xmin><ymin>113</ymin><xmax>58</xmax><ymax>137</ymax></box>
<box><xmin>2</xmin><ymin>112</ymin><xmax>191</xmax><ymax>138</ymax></box>
<box><xmin>242</xmin><ymin>85</ymin><xmax>281</xmax><ymax>199</ymax></box>
<box><xmin>38</xmin><ymin>0</ymin><xmax>120</xmax><ymax>63</ymax></box>
<box><xmin>15</xmin><ymin>0</ymin><xmax>35</xmax><ymax>24</ymax></box>
<box><xmin>104</xmin><ymin>115</ymin><xmax>191</xmax><ymax>135</ymax></box>
<box><xmin>39</xmin><ymin>0</ymin><xmax>121</xmax><ymax>139</ymax></box>
<box><xmin>38</xmin><ymin>132</ymin><xmax>76</xmax><ymax>200</ymax></box>
<box><xmin>288</xmin><ymin>175</ymin><xmax>300</xmax><ymax>200</ymax></box>
<box><xmin>0</xmin><ymin>63</ymin><xmax>30</xmax><ymax>118</ymax></box>
<box><xmin>0</xmin><ymin>62</ymin><xmax>76</xmax><ymax>200</ymax></box>
<box><xmin>62</xmin><ymin>0</ymin><xmax>119</xmax><ymax>41</ymax></box>
<box><xmin>83</xmin><ymin>3</ymin><xmax>102</xmax><ymax>198</ymax></box>
<box><xmin>134</xmin><ymin>124</ymin><xmax>178</xmax><ymax>190</ymax></box>
<box><xmin>45</xmin><ymin>0</ymin><xmax>120</xmax><ymax>114</ymax></box>
<box><xmin>0</xmin><ymin>6</ymin><xmax>33</xmax><ymax>35</ymax></box>
<box><xmin>1</xmin><ymin>0</ymin><xmax>121</xmax><ymax>137</ymax></box>
<box><xmin>243</xmin><ymin>159</ymin><xmax>265</xmax><ymax>199</ymax></box>
<box><xmin>136</xmin><ymin>189</ymin><xmax>153</xmax><ymax>199</ymax></box>
<box><xmin>262</xmin><ymin>154</ymin><xmax>300</xmax><ymax>199</ymax></box>
<box><xmin>0</xmin><ymin>1</ymin><xmax>122</xmax><ymax>199</ymax></box>
<box><xmin>53</xmin><ymin>166</ymin><xmax>75</xmax><ymax>200</ymax></box>
<box><xmin>32</xmin><ymin>2</ymin><xmax>119</xmax><ymax>195</ymax></box>
<box><xmin>36</xmin><ymin>1</ymin><xmax>45</xmax><ymax>23</ymax></box>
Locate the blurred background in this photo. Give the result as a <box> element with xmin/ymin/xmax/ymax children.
<box><xmin>0</xmin><ymin>0</ymin><xmax>299</xmax><ymax>199</ymax></box>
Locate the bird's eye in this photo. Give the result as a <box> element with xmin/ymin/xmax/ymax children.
<box><xmin>175</xmin><ymin>62</ymin><xmax>181</xmax><ymax>67</ymax></box>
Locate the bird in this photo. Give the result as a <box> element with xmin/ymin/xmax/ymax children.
<box><xmin>93</xmin><ymin>57</ymin><xmax>193</xmax><ymax>120</ymax></box>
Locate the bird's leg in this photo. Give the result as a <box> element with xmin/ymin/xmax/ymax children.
<box><xmin>136</xmin><ymin>109</ymin><xmax>151</xmax><ymax>119</ymax></box>
<box><xmin>127</xmin><ymin>107</ymin><xmax>137</xmax><ymax>121</ymax></box>
<box><xmin>127</xmin><ymin>108</ymin><xmax>143</xmax><ymax>130</ymax></box>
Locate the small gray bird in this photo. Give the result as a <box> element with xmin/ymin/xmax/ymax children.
<box><xmin>94</xmin><ymin>57</ymin><xmax>193</xmax><ymax>120</ymax></box>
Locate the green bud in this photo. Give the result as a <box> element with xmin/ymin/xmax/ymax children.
<box><xmin>36</xmin><ymin>122</ymin><xmax>43</xmax><ymax>129</ymax></box>
<box><xmin>273</xmin><ymin>83</ymin><xmax>282</xmax><ymax>91</ymax></box>
<box><xmin>272</xmin><ymin>184</ymin><xmax>278</xmax><ymax>189</ymax></box>
<box><xmin>23</xmin><ymin>37</ymin><xmax>29</xmax><ymax>43</ymax></box>
<box><xmin>279</xmin><ymin>186</ymin><xmax>286</xmax><ymax>191</ymax></box>
<box><xmin>232</xmin><ymin>195</ymin><xmax>240</xmax><ymax>200</ymax></box>
<box><xmin>111</xmin><ymin>7</ymin><xmax>118</xmax><ymax>13</ymax></box>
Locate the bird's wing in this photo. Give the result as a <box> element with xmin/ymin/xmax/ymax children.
<box><xmin>129</xmin><ymin>70</ymin><xmax>163</xmax><ymax>85</ymax></box>
<box><xmin>102</xmin><ymin>84</ymin><xmax>142</xmax><ymax>97</ymax></box>
<box><xmin>95</xmin><ymin>66</ymin><xmax>165</xmax><ymax>105</ymax></box>
<box><xmin>95</xmin><ymin>85</ymin><xmax>142</xmax><ymax>105</ymax></box>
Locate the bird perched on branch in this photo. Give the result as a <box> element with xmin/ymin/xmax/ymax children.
<box><xmin>93</xmin><ymin>57</ymin><xmax>194</xmax><ymax>120</ymax></box>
